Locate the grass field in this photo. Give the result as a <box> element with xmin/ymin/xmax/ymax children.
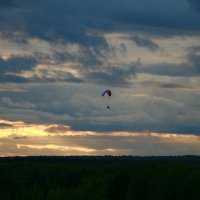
<box><xmin>0</xmin><ymin>156</ymin><xmax>200</xmax><ymax>200</ymax></box>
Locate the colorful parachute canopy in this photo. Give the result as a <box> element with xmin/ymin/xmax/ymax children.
<box><xmin>102</xmin><ymin>89</ymin><xmax>112</xmax><ymax>97</ymax></box>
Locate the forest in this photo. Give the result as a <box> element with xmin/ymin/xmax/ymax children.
<box><xmin>0</xmin><ymin>156</ymin><xmax>200</xmax><ymax>200</ymax></box>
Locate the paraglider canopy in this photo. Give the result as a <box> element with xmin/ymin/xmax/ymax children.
<box><xmin>102</xmin><ymin>89</ymin><xmax>111</xmax><ymax>97</ymax></box>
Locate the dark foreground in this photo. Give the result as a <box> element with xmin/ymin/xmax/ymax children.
<box><xmin>1</xmin><ymin>156</ymin><xmax>200</xmax><ymax>200</ymax></box>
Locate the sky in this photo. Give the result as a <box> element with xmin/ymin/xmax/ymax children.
<box><xmin>0</xmin><ymin>0</ymin><xmax>200</xmax><ymax>156</ymax></box>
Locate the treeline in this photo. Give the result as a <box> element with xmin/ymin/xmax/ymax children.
<box><xmin>0</xmin><ymin>156</ymin><xmax>200</xmax><ymax>200</ymax></box>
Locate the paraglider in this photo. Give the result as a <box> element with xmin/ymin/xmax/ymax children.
<box><xmin>102</xmin><ymin>89</ymin><xmax>111</xmax><ymax>109</ymax></box>
<box><xmin>102</xmin><ymin>89</ymin><xmax>111</xmax><ymax>97</ymax></box>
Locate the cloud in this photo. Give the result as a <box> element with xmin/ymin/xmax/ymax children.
<box><xmin>1</xmin><ymin>97</ymin><xmax>36</xmax><ymax>109</ymax></box>
<box><xmin>1</xmin><ymin>0</ymin><xmax>200</xmax><ymax>48</ymax></box>
<box><xmin>138</xmin><ymin>45</ymin><xmax>200</xmax><ymax>77</ymax></box>
<box><xmin>1</xmin><ymin>0</ymin><xmax>200</xmax><ymax>85</ymax></box>
<box><xmin>0</xmin><ymin>56</ymin><xmax>37</xmax><ymax>74</ymax></box>
<box><xmin>187</xmin><ymin>45</ymin><xmax>200</xmax><ymax>72</ymax></box>
<box><xmin>0</xmin><ymin>0</ymin><xmax>16</xmax><ymax>8</ymax></box>
<box><xmin>130</xmin><ymin>35</ymin><xmax>160</xmax><ymax>51</ymax></box>
<box><xmin>1</xmin><ymin>128</ymin><xmax>200</xmax><ymax>156</ymax></box>
<box><xmin>0</xmin><ymin>123</ymin><xmax>13</xmax><ymax>128</ymax></box>
<box><xmin>187</xmin><ymin>0</ymin><xmax>200</xmax><ymax>12</ymax></box>
<box><xmin>0</xmin><ymin>74</ymin><xmax>29</xmax><ymax>83</ymax></box>
<box><xmin>140</xmin><ymin>81</ymin><xmax>200</xmax><ymax>90</ymax></box>
<box><xmin>0</xmin><ymin>55</ymin><xmax>37</xmax><ymax>83</ymax></box>
<box><xmin>45</xmin><ymin>124</ymin><xmax>71</xmax><ymax>133</ymax></box>
<box><xmin>138</xmin><ymin>63</ymin><xmax>194</xmax><ymax>77</ymax></box>
<box><xmin>0</xmin><ymin>54</ymin><xmax>85</xmax><ymax>83</ymax></box>
<box><xmin>0</xmin><ymin>0</ymin><xmax>108</xmax><ymax>47</ymax></box>
<box><xmin>30</xmin><ymin>73</ymin><xmax>84</xmax><ymax>84</ymax></box>
<box><xmin>0</xmin><ymin>80</ymin><xmax>199</xmax><ymax>134</ymax></box>
<box><xmin>0</xmin><ymin>84</ymin><xmax>27</xmax><ymax>92</ymax></box>
<box><xmin>0</xmin><ymin>119</ymin><xmax>200</xmax><ymax>156</ymax></box>
<box><xmin>85</xmin><ymin>63</ymin><xmax>137</xmax><ymax>86</ymax></box>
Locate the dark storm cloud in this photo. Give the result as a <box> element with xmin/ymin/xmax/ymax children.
<box><xmin>0</xmin><ymin>56</ymin><xmax>37</xmax><ymax>74</ymax></box>
<box><xmin>0</xmin><ymin>55</ymin><xmax>36</xmax><ymax>83</ymax></box>
<box><xmin>0</xmin><ymin>0</ymin><xmax>108</xmax><ymax>47</ymax></box>
<box><xmin>108</xmin><ymin>0</ymin><xmax>200</xmax><ymax>36</ymax></box>
<box><xmin>130</xmin><ymin>35</ymin><xmax>160</xmax><ymax>51</ymax></box>
<box><xmin>0</xmin><ymin>0</ymin><xmax>16</xmax><ymax>8</ymax></box>
<box><xmin>187</xmin><ymin>0</ymin><xmax>200</xmax><ymax>12</ymax></box>
<box><xmin>1</xmin><ymin>0</ymin><xmax>200</xmax><ymax>47</ymax></box>
<box><xmin>0</xmin><ymin>0</ymin><xmax>199</xmax><ymax>85</ymax></box>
